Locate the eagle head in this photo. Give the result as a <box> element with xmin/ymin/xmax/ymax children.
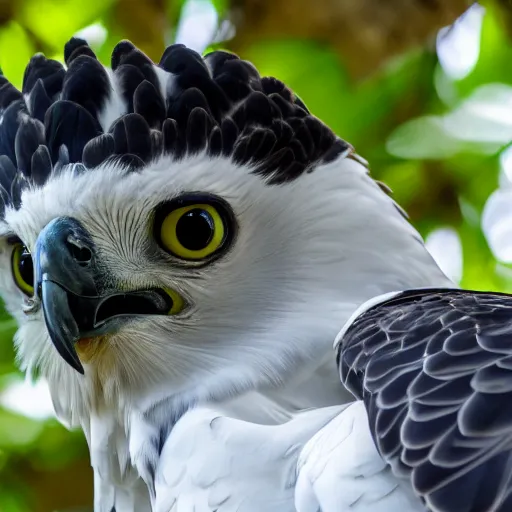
<box><xmin>0</xmin><ymin>38</ymin><xmax>444</xmax><ymax>429</ymax></box>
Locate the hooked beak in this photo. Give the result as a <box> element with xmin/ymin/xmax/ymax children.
<box><xmin>34</xmin><ymin>217</ymin><xmax>173</xmax><ymax>374</ymax></box>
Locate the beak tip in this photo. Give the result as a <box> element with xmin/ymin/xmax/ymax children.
<box><xmin>50</xmin><ymin>331</ymin><xmax>85</xmax><ymax>375</ymax></box>
<box><xmin>64</xmin><ymin>348</ymin><xmax>85</xmax><ymax>375</ymax></box>
<box><xmin>41</xmin><ymin>280</ymin><xmax>85</xmax><ymax>375</ymax></box>
<box><xmin>74</xmin><ymin>362</ymin><xmax>85</xmax><ymax>375</ymax></box>
<box><xmin>62</xmin><ymin>352</ymin><xmax>85</xmax><ymax>375</ymax></box>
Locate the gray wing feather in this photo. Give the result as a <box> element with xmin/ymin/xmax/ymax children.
<box><xmin>337</xmin><ymin>289</ymin><xmax>512</xmax><ymax>512</ymax></box>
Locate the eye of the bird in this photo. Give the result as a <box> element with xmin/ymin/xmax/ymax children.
<box><xmin>11</xmin><ymin>243</ymin><xmax>34</xmax><ymax>296</ymax></box>
<box><xmin>153</xmin><ymin>193</ymin><xmax>236</xmax><ymax>262</ymax></box>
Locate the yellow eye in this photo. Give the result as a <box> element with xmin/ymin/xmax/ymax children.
<box><xmin>165</xmin><ymin>288</ymin><xmax>186</xmax><ymax>315</ymax></box>
<box><xmin>11</xmin><ymin>244</ymin><xmax>34</xmax><ymax>296</ymax></box>
<box><xmin>159</xmin><ymin>203</ymin><xmax>226</xmax><ymax>260</ymax></box>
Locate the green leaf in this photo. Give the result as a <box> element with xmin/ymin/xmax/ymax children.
<box><xmin>386</xmin><ymin>115</ymin><xmax>465</xmax><ymax>160</ymax></box>
<box><xmin>17</xmin><ymin>0</ymin><xmax>116</xmax><ymax>51</ymax></box>
<box><xmin>0</xmin><ymin>409</ymin><xmax>44</xmax><ymax>449</ymax></box>
<box><xmin>0</xmin><ymin>491</ymin><xmax>29</xmax><ymax>512</ymax></box>
<box><xmin>0</xmin><ymin>22</ymin><xmax>35</xmax><ymax>89</ymax></box>
<box><xmin>241</xmin><ymin>39</ymin><xmax>438</xmax><ymax>153</ymax></box>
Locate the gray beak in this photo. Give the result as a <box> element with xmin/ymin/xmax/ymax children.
<box><xmin>34</xmin><ymin>217</ymin><xmax>172</xmax><ymax>374</ymax></box>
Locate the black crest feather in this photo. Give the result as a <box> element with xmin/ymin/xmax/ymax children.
<box><xmin>0</xmin><ymin>37</ymin><xmax>355</xmax><ymax>218</ymax></box>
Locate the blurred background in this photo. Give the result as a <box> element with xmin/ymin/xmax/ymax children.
<box><xmin>0</xmin><ymin>0</ymin><xmax>511</xmax><ymax>510</ymax></box>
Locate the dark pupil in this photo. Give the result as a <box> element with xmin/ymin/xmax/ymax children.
<box><xmin>19</xmin><ymin>249</ymin><xmax>34</xmax><ymax>287</ymax></box>
<box><xmin>176</xmin><ymin>209</ymin><xmax>215</xmax><ymax>251</ymax></box>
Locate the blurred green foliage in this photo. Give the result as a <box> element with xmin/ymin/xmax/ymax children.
<box><xmin>0</xmin><ymin>0</ymin><xmax>510</xmax><ymax>510</ymax></box>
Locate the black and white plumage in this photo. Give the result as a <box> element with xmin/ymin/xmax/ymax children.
<box><xmin>335</xmin><ymin>288</ymin><xmax>512</xmax><ymax>512</ymax></box>
<box><xmin>0</xmin><ymin>36</ymin><xmax>347</xmax><ymax>206</ymax></box>
<box><xmin>0</xmin><ymin>36</ymin><xmax>456</xmax><ymax>512</ymax></box>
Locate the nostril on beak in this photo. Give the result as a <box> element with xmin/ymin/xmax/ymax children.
<box><xmin>66</xmin><ymin>236</ymin><xmax>93</xmax><ymax>267</ymax></box>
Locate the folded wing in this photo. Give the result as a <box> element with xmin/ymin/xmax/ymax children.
<box><xmin>337</xmin><ymin>288</ymin><xmax>512</xmax><ymax>512</ymax></box>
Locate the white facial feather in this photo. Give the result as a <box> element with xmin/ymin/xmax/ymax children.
<box><xmin>0</xmin><ymin>149</ymin><xmax>453</xmax><ymax>496</ymax></box>
<box><xmin>5</xmin><ymin>152</ymin><xmax>442</xmax><ymax>401</ymax></box>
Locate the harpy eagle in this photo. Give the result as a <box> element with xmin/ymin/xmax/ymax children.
<box><xmin>0</xmin><ymin>36</ymin><xmax>498</xmax><ymax>512</ymax></box>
